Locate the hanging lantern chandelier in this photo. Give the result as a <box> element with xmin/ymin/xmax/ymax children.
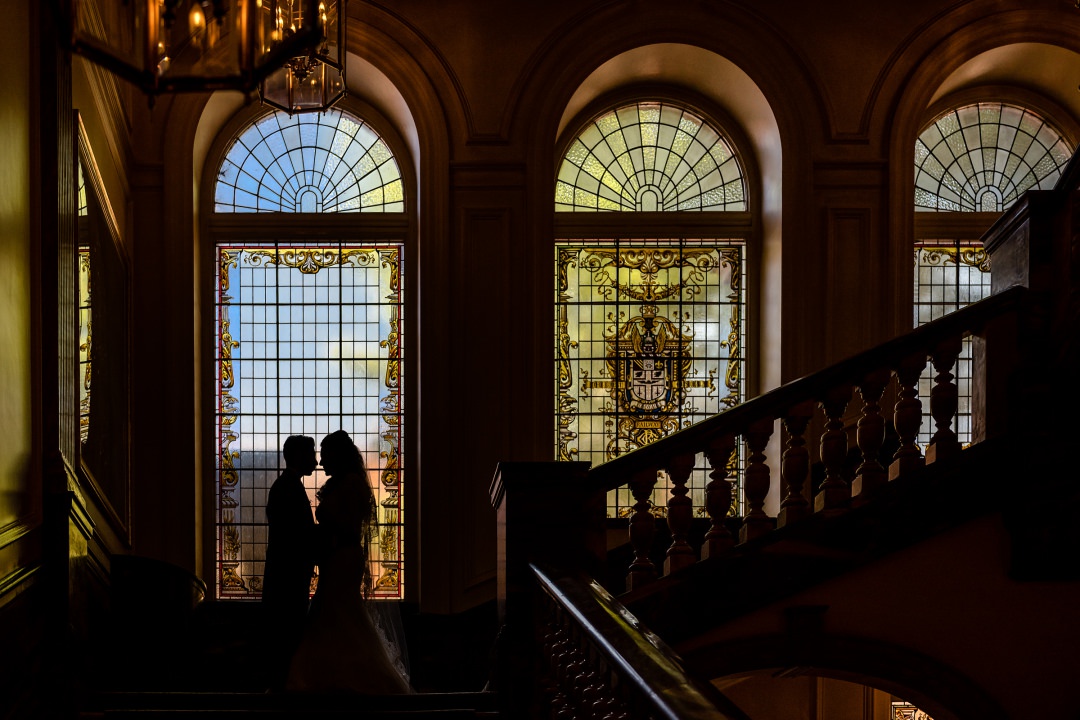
<box><xmin>259</xmin><ymin>0</ymin><xmax>346</xmax><ymax>114</ymax></box>
<box><xmin>70</xmin><ymin>0</ymin><xmax>326</xmax><ymax>96</ymax></box>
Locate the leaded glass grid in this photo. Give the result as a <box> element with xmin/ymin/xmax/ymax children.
<box><xmin>215</xmin><ymin>109</ymin><xmax>404</xmax><ymax>213</ymax></box>
<box><xmin>914</xmin><ymin>241</ymin><xmax>991</xmax><ymax>448</ymax></box>
<box><xmin>914</xmin><ymin>102</ymin><xmax>1071</xmax><ymax>212</ymax></box>
<box><xmin>556</xmin><ymin>240</ymin><xmax>746</xmax><ymax>517</ymax></box>
<box><xmin>215</xmin><ymin>242</ymin><xmax>405</xmax><ymax>600</ymax></box>
<box><xmin>555</xmin><ymin>102</ymin><xmax>746</xmax><ymax>212</ymax></box>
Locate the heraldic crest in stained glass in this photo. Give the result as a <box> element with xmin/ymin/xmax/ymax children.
<box><xmin>604</xmin><ymin>302</ymin><xmax>693</xmax><ymax>452</ymax></box>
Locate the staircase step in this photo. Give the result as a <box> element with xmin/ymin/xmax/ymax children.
<box><xmin>82</xmin><ymin>691</ymin><xmax>499</xmax><ymax>718</ymax></box>
<box><xmin>87</xmin><ymin>712</ymin><xmax>482</xmax><ymax>719</ymax></box>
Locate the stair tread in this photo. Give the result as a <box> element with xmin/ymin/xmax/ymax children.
<box><xmin>86</xmin><ymin>691</ymin><xmax>498</xmax><ymax>713</ymax></box>
<box><xmin>93</xmin><ymin>712</ymin><xmax>482</xmax><ymax>718</ymax></box>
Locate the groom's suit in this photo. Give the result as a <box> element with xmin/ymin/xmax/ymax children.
<box><xmin>263</xmin><ymin>468</ymin><xmax>316</xmax><ymax>689</ymax></box>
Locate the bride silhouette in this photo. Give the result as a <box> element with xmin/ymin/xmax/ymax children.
<box><xmin>285</xmin><ymin>430</ymin><xmax>412</xmax><ymax>694</ymax></box>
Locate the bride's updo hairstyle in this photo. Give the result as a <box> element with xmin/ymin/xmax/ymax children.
<box><xmin>320</xmin><ymin>429</ymin><xmax>365</xmax><ymax>477</ymax></box>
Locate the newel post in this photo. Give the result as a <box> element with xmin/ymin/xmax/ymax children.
<box><xmin>979</xmin><ymin>187</ymin><xmax>1080</xmax><ymax>579</ymax></box>
<box><xmin>977</xmin><ymin>191</ymin><xmax>1059</xmax><ymax>444</ymax></box>
<box><xmin>490</xmin><ymin>461</ymin><xmax>604</xmax><ymax>718</ymax></box>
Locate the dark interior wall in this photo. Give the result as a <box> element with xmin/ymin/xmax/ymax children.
<box><xmin>93</xmin><ymin>0</ymin><xmax>1080</xmax><ymax>614</ymax></box>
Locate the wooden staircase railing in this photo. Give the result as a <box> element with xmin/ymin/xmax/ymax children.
<box><xmin>587</xmin><ymin>283</ymin><xmax>1031</xmax><ymax>592</ymax></box>
<box><xmin>532</xmin><ymin>563</ymin><xmax>749</xmax><ymax>720</ymax></box>
<box><xmin>493</xmin><ymin>151</ymin><xmax>1080</xmax><ymax>718</ymax></box>
<box><xmin>491</xmin><ymin>284</ymin><xmax>1035</xmax><ymax>719</ymax></box>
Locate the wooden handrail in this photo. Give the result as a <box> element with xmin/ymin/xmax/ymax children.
<box><xmin>531</xmin><ymin>563</ymin><xmax>749</xmax><ymax>720</ymax></box>
<box><xmin>589</xmin><ymin>285</ymin><xmax>1030</xmax><ymax>490</ymax></box>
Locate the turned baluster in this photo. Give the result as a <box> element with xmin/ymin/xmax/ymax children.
<box><xmin>565</xmin><ymin>650</ymin><xmax>590</xmax><ymax>714</ymax></box>
<box><xmin>814</xmin><ymin>385</ymin><xmax>852</xmax><ymax>513</ymax></box>
<box><xmin>890</xmin><ymin>353</ymin><xmax>927</xmax><ymax>479</ymax></box>
<box><xmin>926</xmin><ymin>335</ymin><xmax>963</xmax><ymax>464</ymax></box>
<box><xmin>852</xmin><ymin>369</ymin><xmax>890</xmax><ymax>506</ymax></box>
<box><xmin>541</xmin><ymin>623</ymin><xmax>564</xmax><ymax>700</ymax></box>
<box><xmin>547</xmin><ymin>626</ymin><xmax>572</xmax><ymax>717</ymax></box>
<box><xmin>702</xmin><ymin>434</ymin><xmax>736</xmax><ymax>558</ymax></box>
<box><xmin>580</xmin><ymin>670</ymin><xmax>608</xmax><ymax>720</ymax></box>
<box><xmin>740</xmin><ymin>419</ymin><xmax>775</xmax><ymax>542</ymax></box>
<box><xmin>626</xmin><ymin>467</ymin><xmax>659</xmax><ymax>590</ymax></box>
<box><xmin>778</xmin><ymin>402</ymin><xmax>814</xmax><ymax>527</ymax></box>
<box><xmin>664</xmin><ymin>453</ymin><xmax>697</xmax><ymax>574</ymax></box>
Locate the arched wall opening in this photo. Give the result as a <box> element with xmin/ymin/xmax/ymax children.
<box><xmin>558</xmin><ymin>43</ymin><xmax>784</xmax><ymax>398</ymax></box>
<box><xmin>189</xmin><ymin>51</ymin><xmax>426</xmax><ymax>601</ymax></box>
<box><xmin>886</xmin><ymin>11</ymin><xmax>1080</xmax><ymax>335</ymax></box>
<box><xmin>192</xmin><ymin>53</ymin><xmax>421</xmax><ymax>217</ymax></box>
<box><xmin>552</xmin><ymin>43</ymin><xmax>786</xmax><ymax>515</ymax></box>
<box><xmin>928</xmin><ymin>43</ymin><xmax>1080</xmax><ymax>125</ymax></box>
<box><xmin>680</xmin><ymin>632</ymin><xmax>1011</xmax><ymax>720</ymax></box>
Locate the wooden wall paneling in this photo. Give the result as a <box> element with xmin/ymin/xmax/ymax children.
<box><xmin>442</xmin><ymin>163</ymin><xmax>528</xmax><ymax>610</ymax></box>
<box><xmin>825</xmin><ymin>207</ymin><xmax>875</xmax><ymax>363</ymax></box>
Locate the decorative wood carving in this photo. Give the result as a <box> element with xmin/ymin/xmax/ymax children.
<box><xmin>627</xmin><ymin>468</ymin><xmax>659</xmax><ymax>589</ymax></box>
<box><xmin>926</xmin><ymin>336</ymin><xmax>963</xmax><ymax>464</ymax></box>
<box><xmin>852</xmin><ymin>369</ymin><xmax>890</xmax><ymax>505</ymax></box>
<box><xmin>815</xmin><ymin>385</ymin><xmax>852</xmax><ymax>513</ymax></box>
<box><xmin>741</xmin><ymin>419</ymin><xmax>775</xmax><ymax>541</ymax></box>
<box><xmin>664</xmin><ymin>453</ymin><xmax>697</xmax><ymax>575</ymax></box>
<box><xmin>702</xmin><ymin>435</ymin><xmax>736</xmax><ymax>559</ymax></box>
<box><xmin>778</xmin><ymin>402</ymin><xmax>814</xmax><ymax>527</ymax></box>
<box><xmin>891</xmin><ymin>354</ymin><xmax>927</xmax><ymax>480</ymax></box>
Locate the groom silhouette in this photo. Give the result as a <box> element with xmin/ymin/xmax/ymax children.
<box><xmin>262</xmin><ymin>435</ymin><xmax>318</xmax><ymax>691</ymax></box>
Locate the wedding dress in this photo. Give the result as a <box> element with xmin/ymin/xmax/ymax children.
<box><xmin>285</xmin><ymin>471</ymin><xmax>412</xmax><ymax>694</ymax></box>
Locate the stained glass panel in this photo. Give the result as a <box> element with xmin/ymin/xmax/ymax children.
<box><xmin>914</xmin><ymin>241</ymin><xmax>991</xmax><ymax>448</ymax></box>
<box><xmin>914</xmin><ymin>102</ymin><xmax>1070</xmax><ymax>212</ymax></box>
<box><xmin>77</xmin><ymin>160</ymin><xmax>91</xmax><ymax>443</ymax></box>
<box><xmin>215</xmin><ymin>242</ymin><xmax>405</xmax><ymax>600</ymax></box>
<box><xmin>556</xmin><ymin>240</ymin><xmax>746</xmax><ymax>517</ymax></box>
<box><xmin>555</xmin><ymin>102</ymin><xmax>746</xmax><ymax>212</ymax></box>
<box><xmin>215</xmin><ymin>109</ymin><xmax>404</xmax><ymax>213</ymax></box>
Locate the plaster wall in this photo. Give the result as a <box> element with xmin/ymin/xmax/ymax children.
<box><xmin>122</xmin><ymin>0</ymin><xmax>1080</xmax><ymax>612</ymax></box>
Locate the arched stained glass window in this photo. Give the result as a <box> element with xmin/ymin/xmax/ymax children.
<box><xmin>555</xmin><ymin>101</ymin><xmax>746</xmax><ymax>212</ymax></box>
<box><xmin>210</xmin><ymin>108</ymin><xmax>408</xmax><ymax>602</ymax></box>
<box><xmin>912</xmin><ymin>100</ymin><xmax>1074</xmax><ymax>451</ymax></box>
<box><xmin>554</xmin><ymin>99</ymin><xmax>750</xmax><ymax>519</ymax></box>
<box><xmin>215</xmin><ymin>108</ymin><xmax>404</xmax><ymax>213</ymax></box>
<box><xmin>914</xmin><ymin>102</ymin><xmax>1071</xmax><ymax>213</ymax></box>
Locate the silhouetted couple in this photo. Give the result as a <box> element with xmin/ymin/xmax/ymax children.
<box><xmin>263</xmin><ymin>431</ymin><xmax>411</xmax><ymax>694</ymax></box>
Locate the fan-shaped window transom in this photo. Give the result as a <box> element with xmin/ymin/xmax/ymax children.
<box><xmin>914</xmin><ymin>102</ymin><xmax>1071</xmax><ymax>212</ymax></box>
<box><xmin>215</xmin><ymin>109</ymin><xmax>404</xmax><ymax>213</ymax></box>
<box><xmin>556</xmin><ymin>102</ymin><xmax>746</xmax><ymax>212</ymax></box>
